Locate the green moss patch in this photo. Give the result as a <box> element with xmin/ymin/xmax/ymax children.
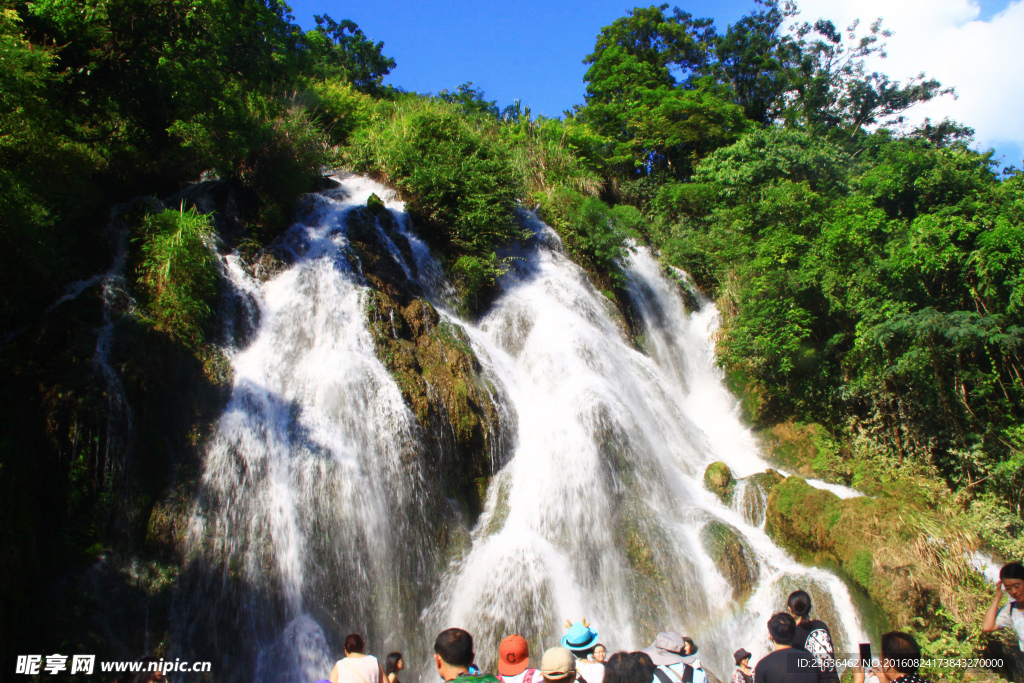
<box><xmin>765</xmin><ymin>474</ymin><xmax>995</xmax><ymax>670</ymax></box>
<box><xmin>704</xmin><ymin>461</ymin><xmax>737</xmax><ymax>504</ymax></box>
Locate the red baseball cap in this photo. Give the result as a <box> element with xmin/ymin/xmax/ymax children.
<box><xmin>498</xmin><ymin>635</ymin><xmax>530</xmax><ymax>676</ymax></box>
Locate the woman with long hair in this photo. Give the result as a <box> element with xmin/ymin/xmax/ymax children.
<box><xmin>385</xmin><ymin>652</ymin><xmax>405</xmax><ymax>683</ymax></box>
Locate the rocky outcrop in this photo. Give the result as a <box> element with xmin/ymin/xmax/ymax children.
<box><xmin>347</xmin><ymin>201</ymin><xmax>506</xmax><ymax>518</ymax></box>
<box><xmin>704</xmin><ymin>461</ymin><xmax>736</xmax><ymax>504</ymax></box>
<box><xmin>700</xmin><ymin>519</ymin><xmax>759</xmax><ymax>602</ymax></box>
<box><xmin>764</xmin><ymin>475</ymin><xmax>988</xmax><ymax>634</ymax></box>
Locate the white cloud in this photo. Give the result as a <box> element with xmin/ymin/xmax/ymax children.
<box><xmin>792</xmin><ymin>0</ymin><xmax>1024</xmax><ymax>163</ymax></box>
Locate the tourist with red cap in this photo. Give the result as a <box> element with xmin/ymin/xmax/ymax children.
<box><xmin>497</xmin><ymin>635</ymin><xmax>542</xmax><ymax>683</ymax></box>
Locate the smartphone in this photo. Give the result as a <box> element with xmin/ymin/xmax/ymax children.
<box><xmin>859</xmin><ymin>643</ymin><xmax>872</xmax><ymax>668</ymax></box>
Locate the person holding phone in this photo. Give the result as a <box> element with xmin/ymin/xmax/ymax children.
<box><xmin>851</xmin><ymin>632</ymin><xmax>932</xmax><ymax>683</ymax></box>
<box><xmin>982</xmin><ymin>562</ymin><xmax>1024</xmax><ymax>650</ymax></box>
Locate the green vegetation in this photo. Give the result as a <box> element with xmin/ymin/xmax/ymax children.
<box><xmin>347</xmin><ymin>96</ymin><xmax>528</xmax><ymax>307</ymax></box>
<box><xmin>539</xmin><ymin>188</ymin><xmax>643</xmax><ymax>288</ymax></box>
<box><xmin>662</xmin><ymin>127</ymin><xmax>1024</xmax><ymax>513</ymax></box>
<box><xmin>134</xmin><ymin>207</ymin><xmax>219</xmax><ymax>346</ymax></box>
<box><xmin>764</xmin><ymin>474</ymin><xmax>1014</xmax><ymax>680</ymax></box>
<box><xmin>2</xmin><ymin>0</ymin><xmax>1023</xmax><ymax>675</ymax></box>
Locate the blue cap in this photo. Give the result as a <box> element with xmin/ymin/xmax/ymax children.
<box><xmin>561</xmin><ymin>622</ymin><xmax>599</xmax><ymax>653</ymax></box>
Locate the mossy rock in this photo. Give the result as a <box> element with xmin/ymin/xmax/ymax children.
<box><xmin>700</xmin><ymin>519</ymin><xmax>758</xmax><ymax>602</ymax></box>
<box><xmin>366</xmin><ymin>192</ymin><xmax>386</xmax><ymax>214</ymax></box>
<box><xmin>737</xmin><ymin>469</ymin><xmax>784</xmax><ymax>526</ymax></box>
<box><xmin>759</xmin><ymin>421</ymin><xmax>847</xmax><ymax>484</ymax></box>
<box><xmin>704</xmin><ymin>461</ymin><xmax>736</xmax><ymax>504</ymax></box>
<box><xmin>616</xmin><ymin>501</ymin><xmax>700</xmax><ymax>637</ymax></box>
<box><xmin>365</xmin><ymin>290</ymin><xmax>502</xmax><ymax>514</ymax></box>
<box><xmin>350</xmin><ymin>210</ymin><xmax>503</xmax><ymax>519</ymax></box>
<box><xmin>764</xmin><ymin>475</ymin><xmax>987</xmax><ymax>635</ymax></box>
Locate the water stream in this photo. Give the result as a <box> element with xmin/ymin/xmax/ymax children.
<box><xmin>176</xmin><ymin>176</ymin><xmax>866</xmax><ymax>682</ymax></box>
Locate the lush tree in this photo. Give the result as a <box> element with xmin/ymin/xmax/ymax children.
<box><xmin>780</xmin><ymin>17</ymin><xmax>950</xmax><ymax>139</ymax></box>
<box><xmin>584</xmin><ymin>3</ymin><xmax>716</xmax><ymax>88</ymax></box>
<box><xmin>710</xmin><ymin>0</ymin><xmax>792</xmax><ymax>125</ymax></box>
<box><xmin>437</xmin><ymin>82</ymin><xmax>500</xmax><ymax>118</ymax></box>
<box><xmin>304</xmin><ymin>14</ymin><xmax>396</xmax><ymax>93</ymax></box>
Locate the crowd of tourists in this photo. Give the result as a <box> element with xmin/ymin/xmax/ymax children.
<box><xmin>107</xmin><ymin>562</ymin><xmax>1021</xmax><ymax>682</ymax></box>
<box><xmin>325</xmin><ymin>562</ymin><xmax>1024</xmax><ymax>683</ymax></box>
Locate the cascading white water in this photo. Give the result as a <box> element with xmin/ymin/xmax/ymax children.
<box><xmin>427</xmin><ymin>218</ymin><xmax>866</xmax><ymax>676</ymax></box>
<box><xmin>177</xmin><ymin>179</ymin><xmax>448</xmax><ymax>683</ymax></box>
<box><xmin>178</xmin><ymin>176</ymin><xmax>866</xmax><ymax>682</ymax></box>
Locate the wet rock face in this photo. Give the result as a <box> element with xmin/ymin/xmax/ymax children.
<box><xmin>349</xmin><ymin>205</ymin><xmax>504</xmax><ymax>518</ymax></box>
<box><xmin>704</xmin><ymin>461</ymin><xmax>737</xmax><ymax>504</ymax></box>
<box><xmin>700</xmin><ymin>520</ymin><xmax>759</xmax><ymax>602</ymax></box>
<box><xmin>738</xmin><ymin>469</ymin><xmax>784</xmax><ymax>526</ymax></box>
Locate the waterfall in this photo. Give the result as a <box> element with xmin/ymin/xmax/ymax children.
<box><xmin>176</xmin><ymin>176</ymin><xmax>865</xmax><ymax>682</ymax></box>
<box><xmin>176</xmin><ymin>179</ymin><xmax>448</xmax><ymax>682</ymax></box>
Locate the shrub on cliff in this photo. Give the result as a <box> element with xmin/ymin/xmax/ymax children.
<box><xmin>305</xmin><ymin>80</ymin><xmax>377</xmax><ymax>146</ymax></box>
<box><xmin>347</xmin><ymin>97</ymin><xmax>528</xmax><ymax>305</ymax></box>
<box><xmin>134</xmin><ymin>206</ymin><xmax>219</xmax><ymax>346</ymax></box>
<box><xmin>539</xmin><ymin>187</ymin><xmax>643</xmax><ymax>288</ymax></box>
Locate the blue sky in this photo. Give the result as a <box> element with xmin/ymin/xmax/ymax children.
<box><xmin>288</xmin><ymin>0</ymin><xmax>1023</xmax><ymax>165</ymax></box>
<box><xmin>287</xmin><ymin>0</ymin><xmax>755</xmax><ymax>117</ymax></box>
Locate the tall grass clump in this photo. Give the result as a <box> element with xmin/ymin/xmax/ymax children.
<box><xmin>497</xmin><ymin>108</ymin><xmax>606</xmax><ymax>201</ymax></box>
<box><xmin>134</xmin><ymin>206</ymin><xmax>219</xmax><ymax>345</ymax></box>
<box><xmin>235</xmin><ymin>109</ymin><xmax>331</xmax><ymax>239</ymax></box>
<box><xmin>305</xmin><ymin>79</ymin><xmax>377</xmax><ymax>146</ymax></box>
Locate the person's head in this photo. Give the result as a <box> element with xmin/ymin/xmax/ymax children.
<box><xmin>631</xmin><ymin>652</ymin><xmax>656</xmax><ymax>678</ymax></box>
<box><xmin>345</xmin><ymin>634</ymin><xmax>366</xmax><ymax>655</ymax></box>
<box><xmin>603</xmin><ymin>652</ymin><xmax>650</xmax><ymax>683</ymax></box>
<box><xmin>767</xmin><ymin>613</ymin><xmax>796</xmax><ymax>646</ymax></box>
<box><xmin>562</xmin><ymin>620</ymin><xmax>600</xmax><ymax>658</ymax></box>
<box><xmin>787</xmin><ymin>591</ymin><xmax>812</xmax><ymax>620</ymax></box>
<box><xmin>540</xmin><ymin>647</ymin><xmax>576</xmax><ymax>683</ymax></box>
<box><xmin>1000</xmin><ymin>562</ymin><xmax>1024</xmax><ymax>601</ymax></box>
<box><xmin>682</xmin><ymin>638</ymin><xmax>697</xmax><ymax>656</ymax></box>
<box><xmin>733</xmin><ymin>649</ymin><xmax>752</xmax><ymax>668</ymax></box>
<box><xmin>435</xmin><ymin>628</ymin><xmax>474</xmax><ymax>679</ymax></box>
<box><xmin>499</xmin><ymin>635</ymin><xmax>530</xmax><ymax>677</ymax></box>
<box><xmin>880</xmin><ymin>632</ymin><xmax>921</xmax><ymax>675</ymax></box>
<box><xmin>386</xmin><ymin>653</ymin><xmax>404</xmax><ymax>675</ymax></box>
<box><xmin>592</xmin><ymin>644</ymin><xmax>607</xmax><ymax>663</ymax></box>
